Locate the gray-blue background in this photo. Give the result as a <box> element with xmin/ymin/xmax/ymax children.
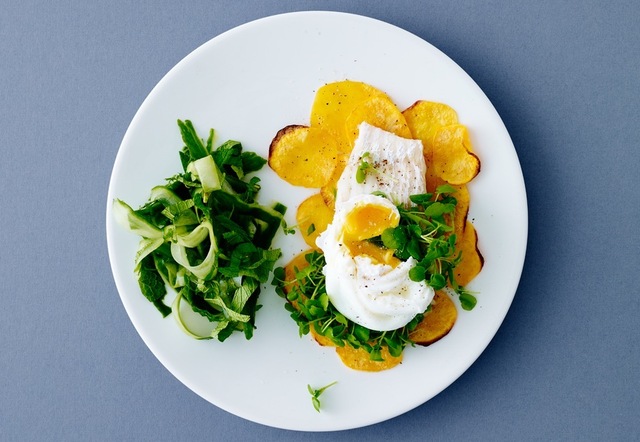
<box><xmin>2</xmin><ymin>1</ymin><xmax>638</xmax><ymax>440</ymax></box>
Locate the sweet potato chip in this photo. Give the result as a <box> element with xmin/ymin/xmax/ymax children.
<box><xmin>335</xmin><ymin>345</ymin><xmax>403</xmax><ymax>372</ymax></box>
<box><xmin>404</xmin><ymin>101</ymin><xmax>469</xmax><ymax>188</ymax></box>
<box><xmin>425</xmin><ymin>169</ymin><xmax>446</xmax><ymax>194</ymax></box>
<box><xmin>320</xmin><ymin>183</ymin><xmax>337</xmax><ymax>211</ymax></box>
<box><xmin>311</xmin><ymin>80</ymin><xmax>387</xmax><ymax>153</ymax></box>
<box><xmin>296</xmin><ymin>193</ymin><xmax>334</xmax><ymax>248</ymax></box>
<box><xmin>310</xmin><ymin>327</ymin><xmax>335</xmax><ymax>347</ymax></box>
<box><xmin>283</xmin><ymin>249</ymin><xmax>314</xmax><ymax>287</ymax></box>
<box><xmin>282</xmin><ymin>249</ymin><xmax>316</xmax><ymax>311</ymax></box>
<box><xmin>268</xmin><ymin>125</ymin><xmax>338</xmax><ymax>188</ymax></box>
<box><xmin>432</xmin><ymin>124</ymin><xmax>480</xmax><ymax>185</ymax></box>
<box><xmin>452</xmin><ymin>185</ymin><xmax>470</xmax><ymax>238</ymax></box>
<box><xmin>455</xmin><ymin>221</ymin><xmax>484</xmax><ymax>287</ymax></box>
<box><xmin>344</xmin><ymin>96</ymin><xmax>413</xmax><ymax>148</ymax></box>
<box><xmin>319</xmin><ymin>151</ymin><xmax>348</xmax><ymax>210</ymax></box>
<box><xmin>402</xmin><ymin>100</ymin><xmax>459</xmax><ymax>146</ymax></box>
<box><xmin>410</xmin><ymin>290</ymin><xmax>458</xmax><ymax>345</ymax></box>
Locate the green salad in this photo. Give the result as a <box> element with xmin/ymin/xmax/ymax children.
<box><xmin>114</xmin><ymin>120</ymin><xmax>285</xmax><ymax>341</ymax></box>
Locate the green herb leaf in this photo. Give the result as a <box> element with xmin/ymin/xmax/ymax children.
<box><xmin>137</xmin><ymin>255</ymin><xmax>168</xmax><ymax>309</ymax></box>
<box><xmin>306</xmin><ymin>223</ymin><xmax>316</xmax><ymax>235</ymax></box>
<box><xmin>178</xmin><ymin>119</ymin><xmax>209</xmax><ymax>160</ymax></box>
<box><xmin>428</xmin><ymin>273</ymin><xmax>447</xmax><ymax>290</ymax></box>
<box><xmin>409</xmin><ymin>193</ymin><xmax>433</xmax><ymax>205</ymax></box>
<box><xmin>423</xmin><ymin>201</ymin><xmax>455</xmax><ymax>217</ymax></box>
<box><xmin>381</xmin><ymin>227</ymin><xmax>401</xmax><ymax>249</ymax></box>
<box><xmin>458</xmin><ymin>289</ymin><xmax>478</xmax><ymax>311</ymax></box>
<box><xmin>241</xmin><ymin>151</ymin><xmax>268</xmax><ymax>173</ymax></box>
<box><xmin>408</xmin><ymin>265</ymin><xmax>426</xmax><ymax>282</ymax></box>
<box><xmin>435</xmin><ymin>183</ymin><xmax>457</xmax><ymax>195</ymax></box>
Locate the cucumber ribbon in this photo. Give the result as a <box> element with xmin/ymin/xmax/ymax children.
<box><xmin>113</xmin><ymin>199</ymin><xmax>218</xmax><ymax>280</ymax></box>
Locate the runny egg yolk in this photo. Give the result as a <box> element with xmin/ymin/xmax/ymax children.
<box><xmin>341</xmin><ymin>201</ymin><xmax>400</xmax><ymax>267</ymax></box>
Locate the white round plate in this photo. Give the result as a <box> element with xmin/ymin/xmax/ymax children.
<box><xmin>106</xmin><ymin>11</ymin><xmax>527</xmax><ymax>431</ymax></box>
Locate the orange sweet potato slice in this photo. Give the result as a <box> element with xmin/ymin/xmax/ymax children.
<box><xmin>454</xmin><ymin>221</ymin><xmax>484</xmax><ymax>287</ymax></box>
<box><xmin>310</xmin><ymin>327</ymin><xmax>336</xmax><ymax>347</ymax></box>
<box><xmin>281</xmin><ymin>249</ymin><xmax>317</xmax><ymax>311</ymax></box>
<box><xmin>344</xmin><ymin>95</ymin><xmax>413</xmax><ymax>148</ymax></box>
<box><xmin>410</xmin><ymin>290</ymin><xmax>458</xmax><ymax>345</ymax></box>
<box><xmin>452</xmin><ymin>185</ymin><xmax>470</xmax><ymax>238</ymax></box>
<box><xmin>425</xmin><ymin>169</ymin><xmax>446</xmax><ymax>194</ymax></box>
<box><xmin>432</xmin><ymin>124</ymin><xmax>481</xmax><ymax>185</ymax></box>
<box><xmin>311</xmin><ymin>80</ymin><xmax>388</xmax><ymax>153</ymax></box>
<box><xmin>283</xmin><ymin>249</ymin><xmax>314</xmax><ymax>287</ymax></box>
<box><xmin>319</xmin><ymin>151</ymin><xmax>349</xmax><ymax>210</ymax></box>
<box><xmin>335</xmin><ymin>345</ymin><xmax>403</xmax><ymax>372</ymax></box>
<box><xmin>268</xmin><ymin>125</ymin><xmax>338</xmax><ymax>188</ymax></box>
<box><xmin>403</xmin><ymin>100</ymin><xmax>459</xmax><ymax>145</ymax></box>
<box><xmin>404</xmin><ymin>101</ymin><xmax>468</xmax><ymax>188</ymax></box>
<box><xmin>296</xmin><ymin>193</ymin><xmax>335</xmax><ymax>248</ymax></box>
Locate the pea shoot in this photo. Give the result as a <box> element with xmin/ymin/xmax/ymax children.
<box><xmin>307</xmin><ymin>381</ymin><xmax>337</xmax><ymax>412</ymax></box>
<box><xmin>280</xmin><ymin>218</ymin><xmax>297</xmax><ymax>235</ymax></box>
<box><xmin>355</xmin><ymin>151</ymin><xmax>373</xmax><ymax>183</ymax></box>
<box><xmin>355</xmin><ymin>151</ymin><xmax>398</xmax><ymax>185</ymax></box>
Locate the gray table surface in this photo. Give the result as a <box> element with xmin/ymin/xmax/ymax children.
<box><xmin>2</xmin><ymin>1</ymin><xmax>639</xmax><ymax>440</ymax></box>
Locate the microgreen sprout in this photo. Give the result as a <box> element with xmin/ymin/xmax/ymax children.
<box><xmin>281</xmin><ymin>218</ymin><xmax>297</xmax><ymax>235</ymax></box>
<box><xmin>355</xmin><ymin>151</ymin><xmax>372</xmax><ymax>183</ymax></box>
<box><xmin>355</xmin><ymin>151</ymin><xmax>398</xmax><ymax>185</ymax></box>
<box><xmin>307</xmin><ymin>381</ymin><xmax>337</xmax><ymax>412</ymax></box>
<box><xmin>456</xmin><ymin>286</ymin><xmax>478</xmax><ymax>311</ymax></box>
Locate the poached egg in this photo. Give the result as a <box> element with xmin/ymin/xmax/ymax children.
<box><xmin>316</xmin><ymin>122</ymin><xmax>434</xmax><ymax>331</ymax></box>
